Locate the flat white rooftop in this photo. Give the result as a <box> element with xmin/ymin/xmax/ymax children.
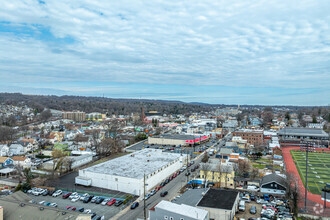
<box><xmin>82</xmin><ymin>149</ymin><xmax>181</xmax><ymax>179</ymax></box>
<box><xmin>155</xmin><ymin>200</ymin><xmax>208</xmax><ymax>220</ymax></box>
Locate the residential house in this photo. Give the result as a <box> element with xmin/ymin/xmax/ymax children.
<box><xmin>232</xmin><ymin>137</ymin><xmax>249</xmax><ymax>152</ymax></box>
<box><xmin>11</xmin><ymin>156</ymin><xmax>31</xmax><ymax>168</ymax></box>
<box><xmin>249</xmin><ymin>117</ymin><xmax>262</xmax><ymax>126</ymax></box>
<box><xmin>225</xmin><ymin>142</ymin><xmax>239</xmax><ymax>153</ymax></box>
<box><xmin>149</xmin><ymin>200</ymin><xmax>209</xmax><ymax>220</ymax></box>
<box><xmin>0</xmin><ymin>145</ymin><xmax>9</xmax><ymax>156</ymax></box>
<box><xmin>200</xmin><ymin>159</ymin><xmax>235</xmax><ymax>188</ymax></box>
<box><xmin>17</xmin><ymin>141</ymin><xmax>34</xmax><ymax>153</ymax></box>
<box><xmin>216</xmin><ymin>148</ymin><xmax>233</xmax><ymax>160</ymax></box>
<box><xmin>8</xmin><ymin>144</ymin><xmax>24</xmax><ymax>155</ymax></box>
<box><xmin>260</xmin><ymin>173</ymin><xmax>287</xmax><ymax>195</ymax></box>
<box><xmin>0</xmin><ymin>157</ymin><xmax>14</xmax><ymax>168</ymax></box>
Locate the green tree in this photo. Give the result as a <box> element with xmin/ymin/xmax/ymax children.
<box><xmin>135</xmin><ymin>133</ymin><xmax>147</xmax><ymax>142</ymax></box>
<box><xmin>23</xmin><ymin>168</ymin><xmax>33</xmax><ymax>185</ymax></box>
<box><xmin>201</xmin><ymin>153</ymin><xmax>209</xmax><ymax>163</ymax></box>
<box><xmin>285</xmin><ymin>112</ymin><xmax>291</xmax><ymax>121</ymax></box>
<box><xmin>312</xmin><ymin>115</ymin><xmax>317</xmax><ymax>123</ymax></box>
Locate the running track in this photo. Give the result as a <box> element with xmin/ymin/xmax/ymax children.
<box><xmin>281</xmin><ymin>145</ymin><xmax>330</xmax><ymax>207</ymax></box>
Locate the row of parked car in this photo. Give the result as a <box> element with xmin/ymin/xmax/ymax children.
<box><xmin>65</xmin><ymin>206</ymin><xmax>104</xmax><ymax>220</ymax></box>
<box><xmin>144</xmin><ymin>162</ymin><xmax>196</xmax><ymax>201</ymax></box>
<box><xmin>28</xmin><ymin>188</ymin><xmax>123</xmax><ymax>206</ymax></box>
<box><xmin>61</xmin><ymin>192</ymin><xmax>123</xmax><ymax>206</ymax></box>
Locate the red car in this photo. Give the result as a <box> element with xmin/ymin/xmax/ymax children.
<box><xmin>107</xmin><ymin>199</ymin><xmax>116</xmax><ymax>206</ymax></box>
<box><xmin>65</xmin><ymin>206</ymin><xmax>76</xmax><ymax>211</ymax></box>
<box><xmin>62</xmin><ymin>192</ymin><xmax>72</xmax><ymax>199</ymax></box>
<box><xmin>155</xmin><ymin>186</ymin><xmax>161</xmax><ymax>191</ymax></box>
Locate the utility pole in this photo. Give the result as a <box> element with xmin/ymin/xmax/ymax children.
<box><xmin>324</xmin><ymin>185</ymin><xmax>327</xmax><ymax>209</ymax></box>
<box><xmin>144</xmin><ymin>173</ymin><xmax>147</xmax><ymax>220</ymax></box>
<box><xmin>186</xmin><ymin>154</ymin><xmax>190</xmax><ymax>183</ymax></box>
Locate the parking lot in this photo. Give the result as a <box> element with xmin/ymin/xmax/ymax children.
<box><xmin>28</xmin><ymin>191</ymin><xmax>124</xmax><ymax>219</ymax></box>
<box><xmin>236</xmin><ymin>201</ymin><xmax>262</xmax><ymax>219</ymax></box>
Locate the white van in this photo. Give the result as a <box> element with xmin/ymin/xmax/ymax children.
<box><xmin>239</xmin><ymin>201</ymin><xmax>245</xmax><ymax>211</ymax></box>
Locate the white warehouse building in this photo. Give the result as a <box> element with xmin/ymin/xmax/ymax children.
<box><xmin>76</xmin><ymin>149</ymin><xmax>186</xmax><ymax>196</ymax></box>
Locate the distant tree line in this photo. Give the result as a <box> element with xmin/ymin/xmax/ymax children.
<box><xmin>0</xmin><ymin>93</ymin><xmax>215</xmax><ymax>115</ymax></box>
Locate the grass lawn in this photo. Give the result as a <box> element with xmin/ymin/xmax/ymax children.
<box><xmin>252</xmin><ymin>164</ymin><xmax>267</xmax><ymax>169</ymax></box>
<box><xmin>291</xmin><ymin>150</ymin><xmax>330</xmax><ymax>195</ymax></box>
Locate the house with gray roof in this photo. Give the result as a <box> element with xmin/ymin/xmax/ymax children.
<box><xmin>260</xmin><ymin>173</ymin><xmax>287</xmax><ymax>195</ymax></box>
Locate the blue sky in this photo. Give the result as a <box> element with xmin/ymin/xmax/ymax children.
<box><xmin>0</xmin><ymin>0</ymin><xmax>329</xmax><ymax>105</ymax></box>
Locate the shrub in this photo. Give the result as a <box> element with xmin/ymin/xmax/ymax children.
<box><xmin>36</xmin><ymin>155</ymin><xmax>51</xmax><ymax>159</ymax></box>
<box><xmin>15</xmin><ymin>183</ymin><xmax>22</xmax><ymax>191</ymax></box>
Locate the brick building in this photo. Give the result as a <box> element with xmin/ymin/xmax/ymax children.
<box><xmin>232</xmin><ymin>129</ymin><xmax>264</xmax><ymax>146</ymax></box>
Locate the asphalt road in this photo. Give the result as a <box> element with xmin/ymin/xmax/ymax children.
<box><xmin>119</xmin><ymin>151</ymin><xmax>205</xmax><ymax>220</ymax></box>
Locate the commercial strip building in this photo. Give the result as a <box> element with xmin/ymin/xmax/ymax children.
<box><xmin>232</xmin><ymin>129</ymin><xmax>264</xmax><ymax>147</ymax></box>
<box><xmin>149</xmin><ymin>200</ymin><xmax>208</xmax><ymax>220</ymax></box>
<box><xmin>76</xmin><ymin>149</ymin><xmax>186</xmax><ymax>196</ymax></box>
<box><xmin>148</xmin><ymin>134</ymin><xmax>209</xmax><ymax>146</ymax></box>
<box><xmin>62</xmin><ymin>111</ymin><xmax>86</xmax><ymax>122</ymax></box>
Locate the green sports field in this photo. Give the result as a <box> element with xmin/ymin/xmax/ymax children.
<box><xmin>291</xmin><ymin>150</ymin><xmax>330</xmax><ymax>195</ymax></box>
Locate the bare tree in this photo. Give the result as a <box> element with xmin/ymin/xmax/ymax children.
<box><xmin>285</xmin><ymin>173</ymin><xmax>300</xmax><ymax>216</ymax></box>
<box><xmin>39</xmin><ymin>109</ymin><xmax>52</xmax><ymax>122</ymax></box>
<box><xmin>238</xmin><ymin>159</ymin><xmax>251</xmax><ymax>177</ymax></box>
<box><xmin>15</xmin><ymin>165</ymin><xmax>24</xmax><ymax>184</ymax></box>
<box><xmin>0</xmin><ymin>126</ymin><xmax>16</xmax><ymax>143</ymax></box>
<box><xmin>250</xmin><ymin>167</ymin><xmax>259</xmax><ymax>179</ymax></box>
<box><xmin>64</xmin><ymin>157</ymin><xmax>75</xmax><ymax>172</ymax></box>
<box><xmin>51</xmin><ymin>149</ymin><xmax>66</xmax><ymax>179</ymax></box>
<box><xmin>90</xmin><ymin>129</ymin><xmax>101</xmax><ymax>152</ymax></box>
<box><xmin>262</xmin><ymin>111</ymin><xmax>273</xmax><ymax>127</ymax></box>
<box><xmin>132</xmin><ymin>116</ymin><xmax>143</xmax><ymax>135</ymax></box>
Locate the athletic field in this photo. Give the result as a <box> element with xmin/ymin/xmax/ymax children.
<box><xmin>291</xmin><ymin>150</ymin><xmax>330</xmax><ymax>195</ymax></box>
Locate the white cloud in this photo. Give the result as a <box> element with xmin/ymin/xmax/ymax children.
<box><xmin>0</xmin><ymin>0</ymin><xmax>329</xmax><ymax>104</ymax></box>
